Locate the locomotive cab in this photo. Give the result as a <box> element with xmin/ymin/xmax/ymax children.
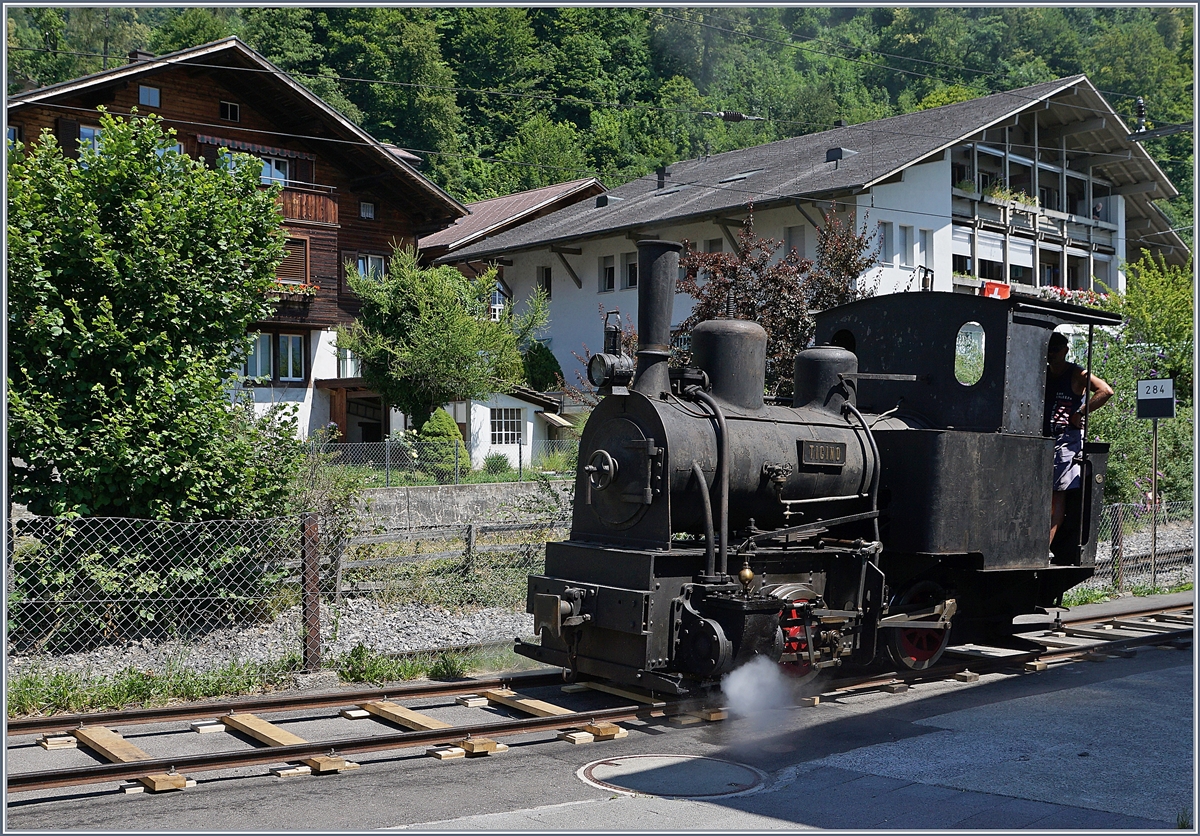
<box><xmin>816</xmin><ymin>292</ymin><xmax>1120</xmax><ymax>644</ymax></box>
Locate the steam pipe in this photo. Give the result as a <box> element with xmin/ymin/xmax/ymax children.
<box><xmin>632</xmin><ymin>240</ymin><xmax>682</xmax><ymax>396</ymax></box>
<box><xmin>843</xmin><ymin>402</ymin><xmax>881</xmax><ymax>544</ymax></box>
<box><xmin>691</xmin><ymin>461</ymin><xmax>716</xmax><ymax>578</ymax></box>
<box><xmin>687</xmin><ymin>386</ymin><xmax>728</xmax><ymax>576</ymax></box>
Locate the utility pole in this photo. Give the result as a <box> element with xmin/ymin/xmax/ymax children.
<box><xmin>1127</xmin><ymin>95</ymin><xmax>1194</xmax><ymax>142</ymax></box>
<box><xmin>101</xmin><ymin>8</ymin><xmax>111</xmax><ymax>70</ymax></box>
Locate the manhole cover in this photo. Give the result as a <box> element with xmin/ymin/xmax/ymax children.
<box><xmin>578</xmin><ymin>754</ymin><xmax>768</xmax><ymax>799</ymax></box>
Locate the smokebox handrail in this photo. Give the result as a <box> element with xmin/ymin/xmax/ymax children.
<box><xmin>686</xmin><ymin>386</ymin><xmax>729</xmax><ymax>577</ymax></box>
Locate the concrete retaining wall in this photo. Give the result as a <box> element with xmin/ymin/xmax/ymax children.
<box><xmin>357</xmin><ymin>480</ymin><xmax>573</xmax><ymax>529</ymax></box>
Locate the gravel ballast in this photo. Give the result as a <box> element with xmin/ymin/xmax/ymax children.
<box><xmin>6</xmin><ymin>602</ymin><xmax>533</xmax><ymax>682</ymax></box>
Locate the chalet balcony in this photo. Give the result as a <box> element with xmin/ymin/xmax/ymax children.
<box><xmin>278</xmin><ymin>182</ymin><xmax>338</xmax><ymax>226</ymax></box>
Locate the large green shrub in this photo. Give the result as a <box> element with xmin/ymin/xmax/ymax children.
<box><xmin>7</xmin><ymin>110</ymin><xmax>297</xmax><ymax>520</ymax></box>
<box><xmin>418</xmin><ymin>408</ymin><xmax>470</xmax><ymax>475</ymax></box>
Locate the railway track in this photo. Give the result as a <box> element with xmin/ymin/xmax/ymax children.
<box><xmin>7</xmin><ymin>603</ymin><xmax>1191</xmax><ymax>796</ymax></box>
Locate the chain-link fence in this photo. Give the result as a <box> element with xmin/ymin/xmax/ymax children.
<box><xmin>5</xmin><ymin>496</ymin><xmax>1189</xmax><ymax>692</ymax></box>
<box><xmin>1086</xmin><ymin>500</ymin><xmax>1194</xmax><ymax>594</ymax></box>
<box><xmin>8</xmin><ymin>515</ymin><xmax>300</xmax><ymax>656</ymax></box>
<box><xmin>5</xmin><ymin>479</ymin><xmax>570</xmax><ymax>691</ymax></box>
<box><xmin>311</xmin><ymin>439</ymin><xmax>580</xmax><ymax>486</ymax></box>
<box><xmin>530</xmin><ymin>439</ymin><xmax>579</xmax><ymax>475</ymax></box>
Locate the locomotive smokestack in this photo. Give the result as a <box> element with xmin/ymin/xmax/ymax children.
<box><xmin>632</xmin><ymin>240</ymin><xmax>682</xmax><ymax>396</ymax></box>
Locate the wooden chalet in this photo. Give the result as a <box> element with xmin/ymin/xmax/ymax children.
<box><xmin>7</xmin><ymin>37</ymin><xmax>467</xmax><ymax>441</ymax></box>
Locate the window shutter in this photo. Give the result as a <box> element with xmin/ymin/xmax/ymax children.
<box><xmin>56</xmin><ymin>118</ymin><xmax>79</xmax><ymax>159</ymax></box>
<box><xmin>293</xmin><ymin>158</ymin><xmax>314</xmax><ymax>185</ymax></box>
<box><xmin>339</xmin><ymin>250</ymin><xmax>356</xmax><ymax>294</ymax></box>
<box><xmin>200</xmin><ymin>144</ymin><xmax>219</xmax><ymax>169</ymax></box>
<box><xmin>277</xmin><ymin>238</ymin><xmax>308</xmax><ymax>284</ymax></box>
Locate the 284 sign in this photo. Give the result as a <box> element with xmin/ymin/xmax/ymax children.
<box><xmin>1136</xmin><ymin>378</ymin><xmax>1175</xmax><ymax>419</ymax></box>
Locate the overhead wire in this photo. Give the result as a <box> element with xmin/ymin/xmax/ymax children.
<box><xmin>672</xmin><ymin>7</ymin><xmax>1155</xmax><ymax>104</ymax></box>
<box><xmin>10</xmin><ymin>44</ymin><xmax>1188</xmax><ymax>174</ymax></box>
<box><xmin>18</xmin><ymin>100</ymin><xmax>1188</xmax><ymax>236</ymax></box>
<box><xmin>652</xmin><ymin>10</ymin><xmax>1174</xmax><ymax>126</ymax></box>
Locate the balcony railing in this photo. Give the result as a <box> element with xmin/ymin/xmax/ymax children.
<box><xmin>278</xmin><ymin>182</ymin><xmax>338</xmax><ymax>225</ymax></box>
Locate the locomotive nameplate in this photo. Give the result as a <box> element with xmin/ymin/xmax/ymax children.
<box><xmin>800</xmin><ymin>440</ymin><xmax>847</xmax><ymax>467</ymax></box>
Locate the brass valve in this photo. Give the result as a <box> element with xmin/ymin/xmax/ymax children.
<box><xmin>738</xmin><ymin>561</ymin><xmax>754</xmax><ymax>595</ymax></box>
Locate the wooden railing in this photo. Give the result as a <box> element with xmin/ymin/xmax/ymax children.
<box><xmin>278</xmin><ymin>183</ymin><xmax>338</xmax><ymax>225</ymax></box>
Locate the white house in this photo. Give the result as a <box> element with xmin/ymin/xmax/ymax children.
<box><xmin>440</xmin><ymin>75</ymin><xmax>1188</xmax><ymax>377</ymax></box>
<box><xmin>444</xmin><ymin>386</ymin><xmax>574</xmax><ymax>470</ymax></box>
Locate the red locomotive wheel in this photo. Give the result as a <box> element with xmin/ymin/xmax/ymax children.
<box><xmin>779</xmin><ymin>601</ymin><xmax>819</xmax><ymax>684</ymax></box>
<box><xmin>885</xmin><ymin>581</ymin><xmax>952</xmax><ymax>671</ymax></box>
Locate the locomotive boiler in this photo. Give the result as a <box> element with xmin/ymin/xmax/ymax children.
<box><xmin>514</xmin><ymin>240</ymin><xmax>1119</xmax><ymax>694</ymax></box>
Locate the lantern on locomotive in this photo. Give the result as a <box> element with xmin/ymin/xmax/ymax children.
<box><xmin>513</xmin><ymin>239</ymin><xmax>1117</xmax><ymax>694</ymax></box>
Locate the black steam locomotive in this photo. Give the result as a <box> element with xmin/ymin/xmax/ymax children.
<box><xmin>515</xmin><ymin>240</ymin><xmax>1120</xmax><ymax>694</ymax></box>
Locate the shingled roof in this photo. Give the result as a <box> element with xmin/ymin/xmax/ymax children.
<box><xmin>420</xmin><ymin>177</ymin><xmax>605</xmax><ymax>260</ymax></box>
<box><xmin>447</xmin><ymin>75</ymin><xmax>1184</xmax><ymax>262</ymax></box>
<box><xmin>8</xmin><ymin>37</ymin><xmax>467</xmax><ymax>230</ymax></box>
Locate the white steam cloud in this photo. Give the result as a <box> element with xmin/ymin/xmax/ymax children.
<box><xmin>721</xmin><ymin>656</ymin><xmax>793</xmax><ymax>732</ymax></box>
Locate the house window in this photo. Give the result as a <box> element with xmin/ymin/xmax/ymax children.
<box><xmin>357</xmin><ymin>253</ymin><xmax>386</xmax><ymax>281</ymax></box>
<box><xmin>138</xmin><ymin>85</ymin><xmax>160</xmax><ymax>107</ymax></box>
<box><xmin>337</xmin><ymin>347</ymin><xmax>361</xmax><ymax>378</ymax></box>
<box><xmin>979</xmin><ymin>260</ymin><xmax>1004</xmax><ymax>281</ymax></box>
<box><xmin>899</xmin><ymin>225</ymin><xmax>914</xmax><ymax>268</ymax></box>
<box><xmin>6</xmin><ymin>125</ymin><xmax>22</xmax><ymax>145</ymax></box>
<box><xmin>599</xmin><ymin>255</ymin><xmax>615</xmax><ymax>292</ymax></box>
<box><xmin>277</xmin><ymin>238</ymin><xmax>308</xmax><ymax>285</ymax></box>
<box><xmin>706</xmin><ymin>238</ymin><xmax>723</xmax><ymax>253</ymax></box>
<box><xmin>877</xmin><ymin>222</ymin><xmax>893</xmax><ymax>264</ymax></box>
<box><xmin>919</xmin><ymin>229</ymin><xmax>932</xmax><ymax>269</ymax></box>
<box><xmin>786</xmin><ymin>225</ymin><xmax>806</xmax><ymax>258</ymax></box>
<box><xmin>953</xmin><ymin>254</ymin><xmax>973</xmax><ymax>275</ymax></box>
<box><xmin>490</xmin><ymin>408</ymin><xmax>523</xmax><ymax>445</ymax></box>
<box><xmin>622</xmin><ymin>253</ymin><xmax>638</xmax><ymax>289</ymax></box>
<box><xmin>219</xmin><ymin>101</ymin><xmax>240</xmax><ymax>122</ymax></box>
<box><xmin>360</xmin><ymin>201</ymin><xmax>375</xmax><ymax>219</ymax></box>
<box><xmin>278</xmin><ymin>334</ymin><xmax>305</xmax><ymax>381</ymax></box>
<box><xmin>79</xmin><ymin>125</ymin><xmax>101</xmax><ymax>152</ymax></box>
<box><xmin>951</xmin><ymin>162</ymin><xmax>972</xmax><ymax>189</ymax></box>
<box><xmin>537</xmin><ymin>266</ymin><xmax>552</xmax><ymax>300</ymax></box>
<box><xmin>1039</xmin><ymin>186</ymin><xmax>1058</xmax><ymax>212</ymax></box>
<box><xmin>490</xmin><ymin>282</ymin><xmax>508</xmax><ymax>321</ymax></box>
<box><xmin>260</xmin><ymin>155</ymin><xmax>289</xmax><ymax>186</ymax></box>
<box><xmin>244</xmin><ymin>333</ymin><xmax>272</xmax><ymax>380</ymax></box>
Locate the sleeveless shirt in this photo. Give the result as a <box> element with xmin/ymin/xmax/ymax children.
<box><xmin>1043</xmin><ymin>362</ymin><xmax>1084</xmax><ymax>436</ymax></box>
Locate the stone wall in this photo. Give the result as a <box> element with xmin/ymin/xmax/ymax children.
<box><xmin>357</xmin><ymin>480</ymin><xmax>572</xmax><ymax>529</ymax></box>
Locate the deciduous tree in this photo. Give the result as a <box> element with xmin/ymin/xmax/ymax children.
<box><xmin>337</xmin><ymin>248</ymin><xmax>548</xmax><ymax>428</ymax></box>
<box><xmin>7</xmin><ymin>111</ymin><xmax>298</xmax><ymax>519</ymax></box>
<box><xmin>677</xmin><ymin>210</ymin><xmax>879</xmax><ymax>397</ymax></box>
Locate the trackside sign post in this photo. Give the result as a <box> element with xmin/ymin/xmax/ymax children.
<box><xmin>1136</xmin><ymin>378</ymin><xmax>1175</xmax><ymax>587</ymax></box>
<box><xmin>1136</xmin><ymin>378</ymin><xmax>1175</xmax><ymax>419</ymax></box>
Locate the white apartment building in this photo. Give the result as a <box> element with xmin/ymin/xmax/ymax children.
<box><xmin>441</xmin><ymin>75</ymin><xmax>1187</xmax><ymax>377</ymax></box>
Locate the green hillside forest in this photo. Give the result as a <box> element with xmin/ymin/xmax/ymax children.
<box><xmin>7</xmin><ymin>7</ymin><xmax>1193</xmax><ymax>236</ymax></box>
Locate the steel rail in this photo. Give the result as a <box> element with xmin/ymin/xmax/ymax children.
<box><xmin>9</xmin><ymin>606</ymin><xmax>1191</xmax><ymax>736</ymax></box>
<box><xmin>7</xmin><ymin>605</ymin><xmax>1191</xmax><ymax>794</ymax></box>
<box><xmin>823</xmin><ymin>605</ymin><xmax>1193</xmax><ymax>695</ymax></box>
<box><xmin>7</xmin><ymin>703</ymin><xmax>656</xmax><ymax>793</ymax></box>
<box><xmin>6</xmin><ymin>670</ymin><xmax>566</xmax><ymax>737</ymax></box>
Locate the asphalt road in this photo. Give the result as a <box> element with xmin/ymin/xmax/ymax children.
<box><xmin>5</xmin><ymin>593</ymin><xmax>1194</xmax><ymax>831</ymax></box>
